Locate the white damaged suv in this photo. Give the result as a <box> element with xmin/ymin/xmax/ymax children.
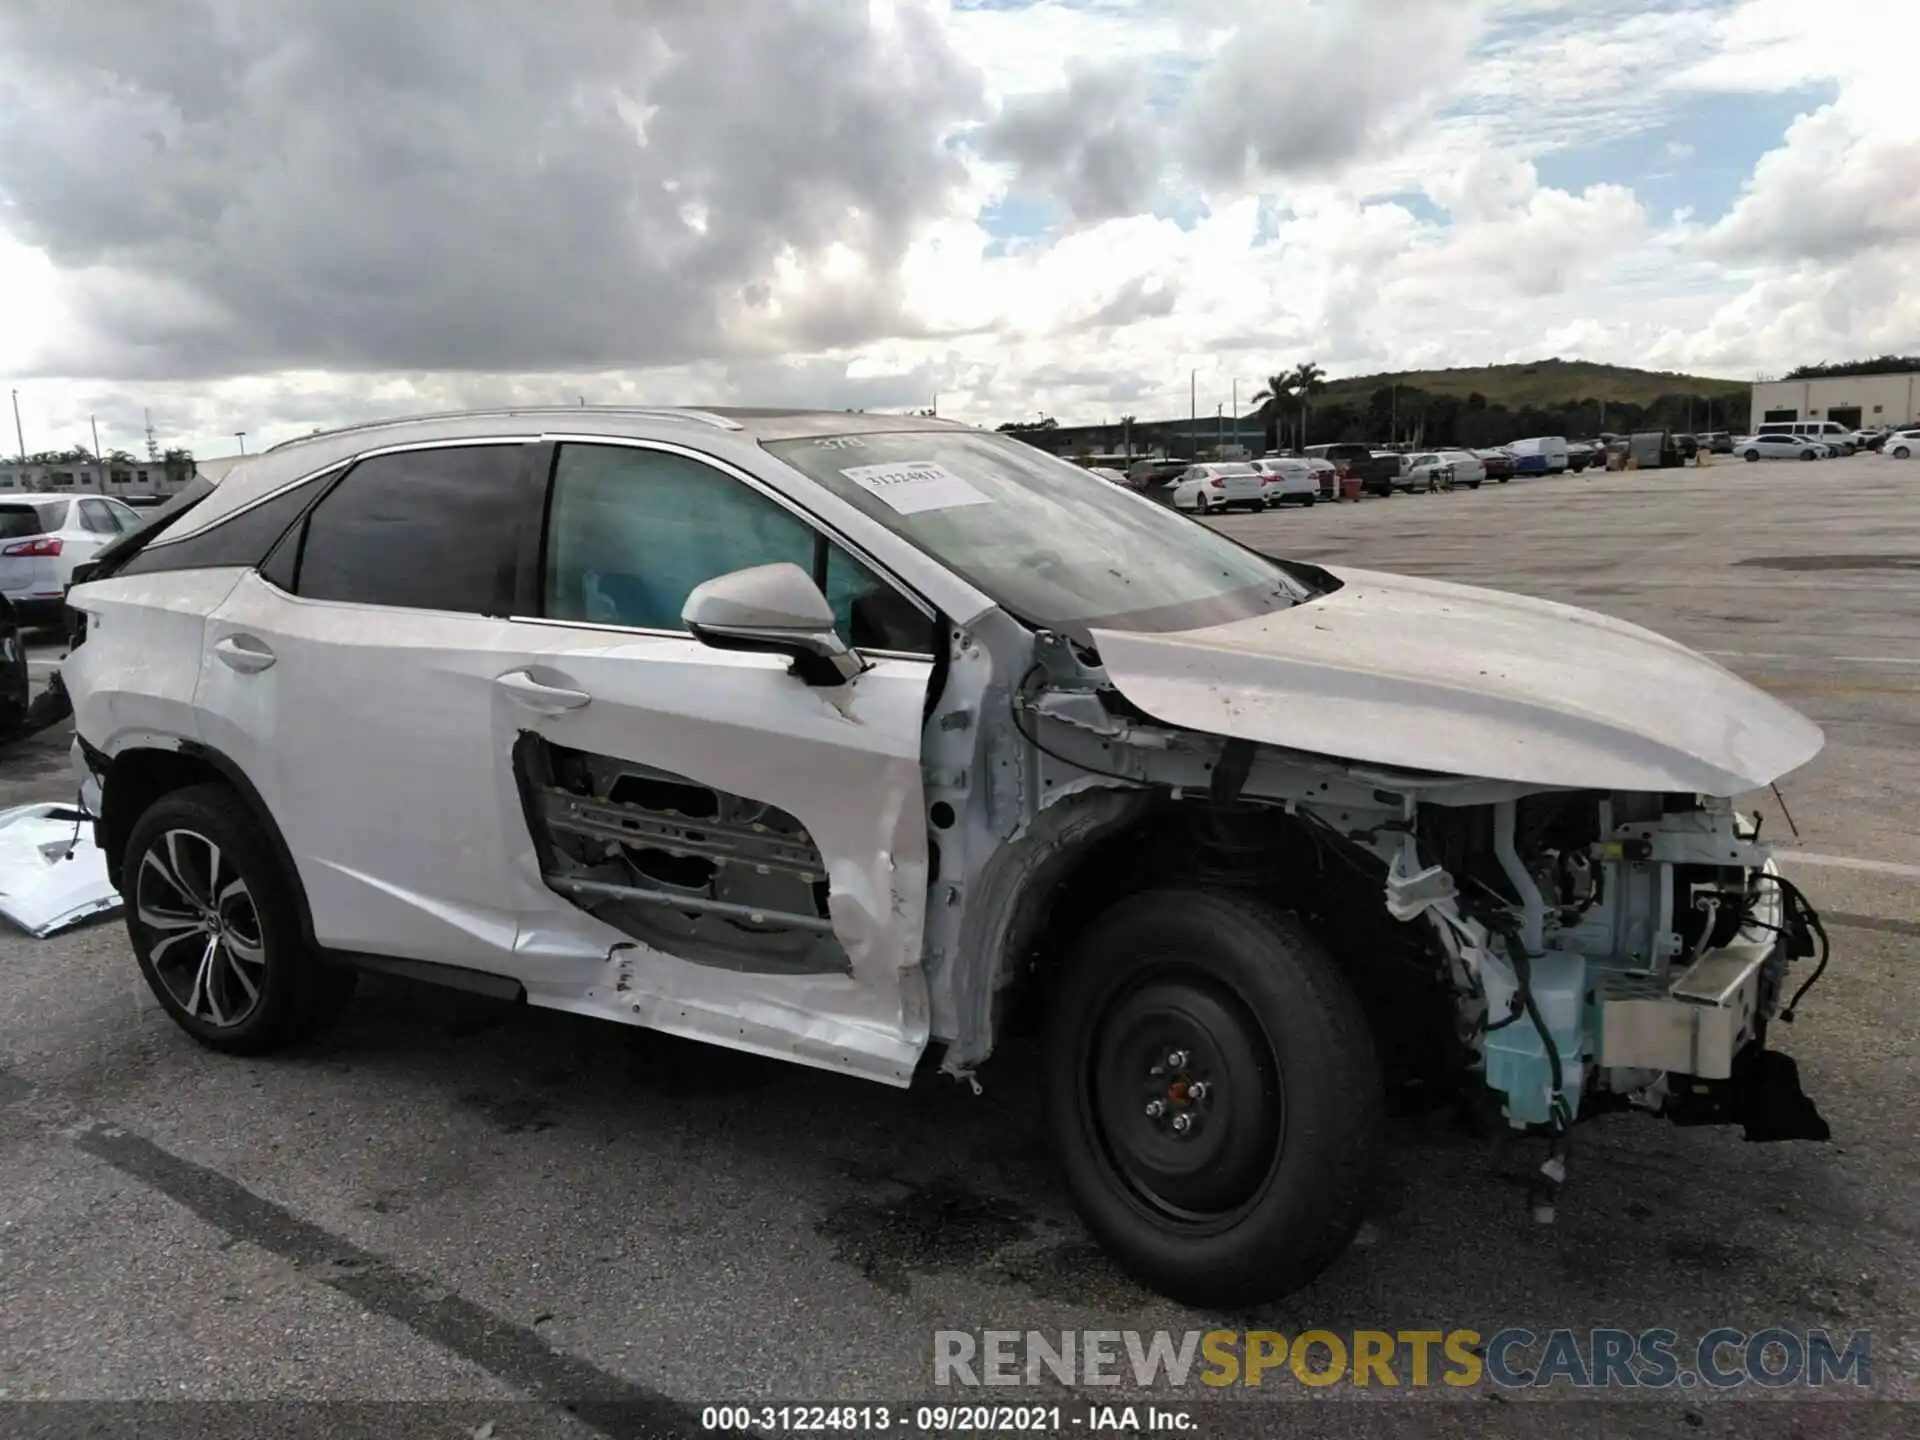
<box><xmin>63</xmin><ymin>408</ymin><xmax>1834</xmax><ymax>1307</ymax></box>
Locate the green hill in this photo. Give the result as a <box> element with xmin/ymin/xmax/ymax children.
<box><xmin>1310</xmin><ymin>358</ymin><xmax>1747</xmax><ymax>412</ymax></box>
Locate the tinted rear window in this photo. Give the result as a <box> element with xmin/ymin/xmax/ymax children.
<box><xmin>0</xmin><ymin>504</ymin><xmax>58</xmax><ymax>539</ymax></box>
<box><xmin>292</xmin><ymin>444</ymin><xmax>526</xmax><ymax>614</ymax></box>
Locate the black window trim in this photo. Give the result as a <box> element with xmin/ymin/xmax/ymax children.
<box><xmin>510</xmin><ymin>434</ymin><xmax>939</xmax><ymax>659</ymax></box>
<box><xmin>141</xmin><ymin>465</ymin><xmax>343</xmax><ymax>551</ymax></box>
<box><xmin>262</xmin><ymin>436</ymin><xmax>538</xmax><ymax>618</ymax></box>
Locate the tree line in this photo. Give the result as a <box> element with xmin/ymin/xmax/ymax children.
<box><xmin>1783</xmin><ymin>355</ymin><xmax>1920</xmax><ymax>380</ymax></box>
<box><xmin>1253</xmin><ymin>379</ymin><xmax>1749</xmax><ymax>452</ymax></box>
<box><xmin>993</xmin><ymin>362</ymin><xmax>1751</xmax><ymax>456</ymax></box>
<box><xmin>14</xmin><ymin>445</ymin><xmax>198</xmax><ymax>483</ymax></box>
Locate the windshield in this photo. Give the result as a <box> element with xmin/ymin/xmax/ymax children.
<box><xmin>765</xmin><ymin>429</ymin><xmax>1315</xmax><ymax>639</ymax></box>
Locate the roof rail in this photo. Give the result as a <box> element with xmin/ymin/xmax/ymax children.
<box><xmin>265</xmin><ymin>406</ymin><xmax>745</xmax><ymax>453</ymax></box>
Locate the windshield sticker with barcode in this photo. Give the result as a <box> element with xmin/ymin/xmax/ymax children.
<box><xmin>839</xmin><ymin>461</ymin><xmax>992</xmax><ymax>516</ymax></box>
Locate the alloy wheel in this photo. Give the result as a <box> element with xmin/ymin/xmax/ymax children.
<box><xmin>135</xmin><ymin>828</ymin><xmax>268</xmax><ymax>1028</ymax></box>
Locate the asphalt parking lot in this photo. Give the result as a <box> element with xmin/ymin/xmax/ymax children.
<box><xmin>0</xmin><ymin>455</ymin><xmax>1914</xmax><ymax>1436</ymax></box>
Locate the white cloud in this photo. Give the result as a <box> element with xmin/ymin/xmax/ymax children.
<box><xmin>3</xmin><ymin>0</ymin><xmax>1917</xmax><ymax>454</ymax></box>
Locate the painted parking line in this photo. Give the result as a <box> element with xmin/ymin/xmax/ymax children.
<box><xmin>1705</xmin><ymin>650</ymin><xmax>1920</xmax><ymax>666</ymax></box>
<box><xmin>1774</xmin><ymin>851</ymin><xmax>1920</xmax><ymax>880</ymax></box>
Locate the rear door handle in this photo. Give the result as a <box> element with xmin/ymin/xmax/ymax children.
<box><xmin>213</xmin><ymin>634</ymin><xmax>276</xmax><ymax>674</ymax></box>
<box><xmin>496</xmin><ymin>668</ymin><xmax>592</xmax><ymax>715</ymax></box>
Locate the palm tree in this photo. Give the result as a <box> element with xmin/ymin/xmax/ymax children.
<box><xmin>1119</xmin><ymin>414</ymin><xmax>1138</xmax><ymax>460</ymax></box>
<box><xmin>1288</xmin><ymin>362</ymin><xmax>1327</xmax><ymax>449</ymax></box>
<box><xmin>1252</xmin><ymin>372</ymin><xmax>1294</xmax><ymax>453</ymax></box>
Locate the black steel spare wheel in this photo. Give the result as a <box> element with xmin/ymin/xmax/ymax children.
<box><xmin>1047</xmin><ymin>890</ymin><xmax>1382</xmax><ymax>1308</ymax></box>
<box><xmin>1092</xmin><ymin>974</ymin><xmax>1280</xmax><ymax>1220</ymax></box>
<box><xmin>125</xmin><ymin>783</ymin><xmax>356</xmax><ymax>1053</ymax></box>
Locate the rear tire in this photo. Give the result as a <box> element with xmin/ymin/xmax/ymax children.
<box><xmin>1046</xmin><ymin>891</ymin><xmax>1382</xmax><ymax>1308</ymax></box>
<box><xmin>124</xmin><ymin>783</ymin><xmax>356</xmax><ymax>1054</ymax></box>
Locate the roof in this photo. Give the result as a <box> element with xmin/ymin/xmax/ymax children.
<box><xmin>166</xmin><ymin>406</ymin><xmax>971</xmax><ymax>546</ymax></box>
<box><xmin>264</xmin><ymin>405</ymin><xmax>961</xmax><ymax>458</ymax></box>
<box><xmin>192</xmin><ymin>454</ymin><xmax>248</xmax><ymax>483</ymax></box>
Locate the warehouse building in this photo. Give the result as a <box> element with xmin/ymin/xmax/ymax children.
<box><xmin>1750</xmin><ymin>371</ymin><xmax>1920</xmax><ymax>432</ymax></box>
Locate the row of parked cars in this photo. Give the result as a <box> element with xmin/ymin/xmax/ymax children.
<box><xmin>1733</xmin><ymin>422</ymin><xmax>1920</xmax><ymax>461</ymax></box>
<box><xmin>1096</xmin><ymin>439</ymin><xmax>1590</xmax><ymax>514</ymax></box>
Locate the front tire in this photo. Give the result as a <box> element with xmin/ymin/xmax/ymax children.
<box><xmin>1744</xmin><ymin>451</ymin><xmax>1759</xmax><ymax>462</ymax></box>
<box><xmin>1046</xmin><ymin>891</ymin><xmax>1382</xmax><ymax>1308</ymax></box>
<box><xmin>1895</xmin><ymin>446</ymin><xmax>1911</xmax><ymax>460</ymax></box>
<box><xmin>125</xmin><ymin>783</ymin><xmax>355</xmax><ymax>1054</ymax></box>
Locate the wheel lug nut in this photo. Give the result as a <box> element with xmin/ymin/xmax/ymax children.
<box><xmin>1145</xmin><ymin>1099</ymin><xmax>1165</xmax><ymax>1118</ymax></box>
<box><xmin>1188</xmin><ymin>1081</ymin><xmax>1208</xmax><ymax>1101</ymax></box>
<box><xmin>1171</xmin><ymin>1113</ymin><xmax>1192</xmax><ymax>1134</ymax></box>
<box><xmin>1166</xmin><ymin>1049</ymin><xmax>1189</xmax><ymax>1070</ymax></box>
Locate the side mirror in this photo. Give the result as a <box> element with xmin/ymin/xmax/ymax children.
<box><xmin>681</xmin><ymin>562</ymin><xmax>866</xmax><ymax>687</ymax></box>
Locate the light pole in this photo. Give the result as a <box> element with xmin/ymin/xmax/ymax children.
<box><xmin>1189</xmin><ymin>369</ymin><xmax>1197</xmax><ymax>460</ymax></box>
<box><xmin>1216</xmin><ymin>403</ymin><xmax>1224</xmax><ymax>456</ymax></box>
<box><xmin>234</xmin><ymin>431</ymin><xmax>247</xmax><ymax>455</ymax></box>
<box><xmin>10</xmin><ymin>389</ymin><xmax>23</xmax><ymax>463</ymax></box>
<box><xmin>1231</xmin><ymin>380</ymin><xmax>1238</xmax><ymax>453</ymax></box>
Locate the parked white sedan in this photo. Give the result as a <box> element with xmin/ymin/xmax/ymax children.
<box><xmin>0</xmin><ymin>493</ymin><xmax>147</xmax><ymax>624</ymax></box>
<box><xmin>1250</xmin><ymin>458</ymin><xmax>1319</xmax><ymax>507</ymax></box>
<box><xmin>1734</xmin><ymin>434</ymin><xmax>1827</xmax><ymax>462</ymax></box>
<box><xmin>1170</xmin><ymin>462</ymin><xmax>1266</xmax><ymax>514</ymax></box>
<box><xmin>1405</xmin><ymin>453</ymin><xmax>1474</xmax><ymax>492</ymax></box>
<box><xmin>1392</xmin><ymin>454</ymin><xmax>1448</xmax><ymax>493</ymax></box>
<box><xmin>1882</xmin><ymin>429</ymin><xmax>1920</xmax><ymax>460</ymax></box>
<box><xmin>1434</xmin><ymin>449</ymin><xmax>1487</xmax><ymax>488</ymax></box>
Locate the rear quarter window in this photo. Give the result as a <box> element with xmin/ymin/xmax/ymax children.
<box><xmin>0</xmin><ymin>506</ymin><xmax>52</xmax><ymax>540</ymax></box>
<box><xmin>113</xmin><ymin>472</ymin><xmax>338</xmax><ymax>579</ymax></box>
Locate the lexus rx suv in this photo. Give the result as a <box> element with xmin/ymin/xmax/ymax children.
<box><xmin>63</xmin><ymin>407</ymin><xmax>1834</xmax><ymax>1308</ymax></box>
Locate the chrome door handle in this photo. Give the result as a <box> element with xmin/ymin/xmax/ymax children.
<box><xmin>213</xmin><ymin>635</ymin><xmax>276</xmax><ymax>674</ymax></box>
<box><xmin>496</xmin><ymin>669</ymin><xmax>591</xmax><ymax>714</ymax></box>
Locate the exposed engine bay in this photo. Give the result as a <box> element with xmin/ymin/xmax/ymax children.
<box><xmin>944</xmin><ymin>629</ymin><xmax>1835</xmax><ymax>1181</ymax></box>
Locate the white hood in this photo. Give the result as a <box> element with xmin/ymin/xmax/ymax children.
<box><xmin>1090</xmin><ymin>565</ymin><xmax>1824</xmax><ymax>794</ymax></box>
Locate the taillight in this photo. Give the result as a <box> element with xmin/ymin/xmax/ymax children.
<box><xmin>2</xmin><ymin>536</ymin><xmax>61</xmax><ymax>557</ymax></box>
<box><xmin>1210</xmin><ymin>477</ymin><xmax>1225</xmax><ymax>489</ymax></box>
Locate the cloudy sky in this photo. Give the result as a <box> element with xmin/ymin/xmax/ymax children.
<box><xmin>1</xmin><ymin>0</ymin><xmax>1914</xmax><ymax>457</ymax></box>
